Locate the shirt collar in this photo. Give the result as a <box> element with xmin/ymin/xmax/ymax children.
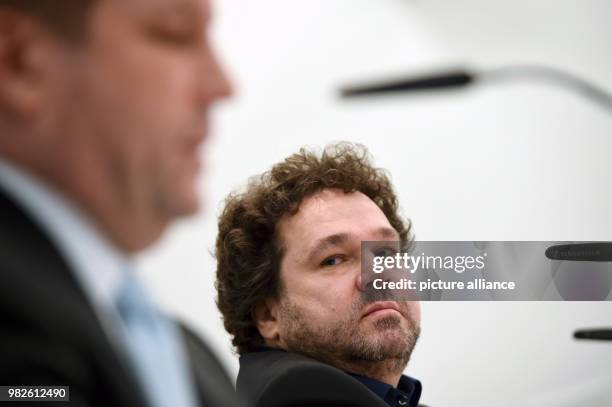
<box><xmin>348</xmin><ymin>372</ymin><xmax>422</xmax><ymax>407</ymax></box>
<box><xmin>0</xmin><ymin>159</ymin><xmax>130</xmax><ymax>311</ymax></box>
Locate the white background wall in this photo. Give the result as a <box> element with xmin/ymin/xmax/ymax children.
<box><xmin>136</xmin><ymin>1</ymin><xmax>612</xmax><ymax>406</ymax></box>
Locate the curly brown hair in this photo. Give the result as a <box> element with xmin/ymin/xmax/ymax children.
<box><xmin>215</xmin><ymin>142</ymin><xmax>411</xmax><ymax>354</ymax></box>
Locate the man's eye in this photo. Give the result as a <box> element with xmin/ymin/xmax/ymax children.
<box><xmin>148</xmin><ymin>26</ymin><xmax>197</xmax><ymax>46</ymax></box>
<box><xmin>320</xmin><ymin>255</ymin><xmax>345</xmax><ymax>267</ymax></box>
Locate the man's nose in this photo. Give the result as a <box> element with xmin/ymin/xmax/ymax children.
<box><xmin>356</xmin><ymin>270</ymin><xmax>364</xmax><ymax>292</ymax></box>
<box><xmin>196</xmin><ymin>46</ymin><xmax>234</xmax><ymax>103</ymax></box>
<box><xmin>356</xmin><ymin>262</ymin><xmax>378</xmax><ymax>293</ymax></box>
<box><xmin>357</xmin><ymin>249</ymin><xmax>379</xmax><ymax>292</ymax></box>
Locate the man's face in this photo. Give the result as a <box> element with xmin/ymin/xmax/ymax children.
<box><xmin>274</xmin><ymin>189</ymin><xmax>421</xmax><ymax>372</ymax></box>
<box><xmin>35</xmin><ymin>0</ymin><xmax>231</xmax><ymax>247</ymax></box>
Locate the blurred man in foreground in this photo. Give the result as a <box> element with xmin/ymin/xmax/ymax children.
<box><xmin>216</xmin><ymin>143</ymin><xmax>423</xmax><ymax>407</ymax></box>
<box><xmin>0</xmin><ymin>0</ymin><xmax>241</xmax><ymax>406</ymax></box>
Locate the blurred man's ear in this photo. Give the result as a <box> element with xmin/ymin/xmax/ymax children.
<box><xmin>253</xmin><ymin>298</ymin><xmax>281</xmax><ymax>345</ymax></box>
<box><xmin>0</xmin><ymin>9</ymin><xmax>58</xmax><ymax>120</ymax></box>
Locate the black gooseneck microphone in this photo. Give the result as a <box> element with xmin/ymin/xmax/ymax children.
<box><xmin>340</xmin><ymin>69</ymin><xmax>474</xmax><ymax>96</ymax></box>
<box><xmin>574</xmin><ymin>329</ymin><xmax>612</xmax><ymax>341</ymax></box>
<box><xmin>339</xmin><ymin>65</ymin><xmax>612</xmax><ymax>112</ymax></box>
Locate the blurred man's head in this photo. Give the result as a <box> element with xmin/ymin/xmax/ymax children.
<box><xmin>0</xmin><ymin>0</ymin><xmax>232</xmax><ymax>251</ymax></box>
<box><xmin>216</xmin><ymin>143</ymin><xmax>420</xmax><ymax>383</ymax></box>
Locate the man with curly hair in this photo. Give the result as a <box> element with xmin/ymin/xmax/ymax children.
<box><xmin>216</xmin><ymin>143</ymin><xmax>423</xmax><ymax>407</ymax></box>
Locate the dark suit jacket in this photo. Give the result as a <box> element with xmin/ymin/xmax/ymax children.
<box><xmin>0</xmin><ymin>188</ymin><xmax>243</xmax><ymax>407</ymax></box>
<box><xmin>237</xmin><ymin>349</ymin><xmax>393</xmax><ymax>407</ymax></box>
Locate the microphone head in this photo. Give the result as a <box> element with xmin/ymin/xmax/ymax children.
<box><xmin>574</xmin><ymin>329</ymin><xmax>612</xmax><ymax>341</ymax></box>
<box><xmin>340</xmin><ymin>70</ymin><xmax>475</xmax><ymax>98</ymax></box>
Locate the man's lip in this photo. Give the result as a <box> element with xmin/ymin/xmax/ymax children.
<box><xmin>362</xmin><ymin>301</ymin><xmax>401</xmax><ymax>318</ymax></box>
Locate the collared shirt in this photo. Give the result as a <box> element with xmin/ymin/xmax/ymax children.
<box><xmin>0</xmin><ymin>160</ymin><xmax>129</xmax><ymax>342</ymax></box>
<box><xmin>0</xmin><ymin>160</ymin><xmax>132</xmax><ymax>344</ymax></box>
<box><xmin>348</xmin><ymin>372</ymin><xmax>422</xmax><ymax>407</ymax></box>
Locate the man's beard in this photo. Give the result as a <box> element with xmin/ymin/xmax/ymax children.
<box><xmin>277</xmin><ymin>298</ymin><xmax>420</xmax><ymax>379</ymax></box>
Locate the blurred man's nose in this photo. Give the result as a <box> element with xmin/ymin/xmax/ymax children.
<box><xmin>197</xmin><ymin>46</ymin><xmax>233</xmax><ymax>103</ymax></box>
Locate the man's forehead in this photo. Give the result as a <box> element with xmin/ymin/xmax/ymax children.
<box><xmin>296</xmin><ymin>189</ymin><xmax>387</xmax><ymax>222</ymax></box>
<box><xmin>279</xmin><ymin>189</ymin><xmax>395</xmax><ymax>246</ymax></box>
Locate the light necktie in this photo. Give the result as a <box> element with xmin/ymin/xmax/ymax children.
<box><xmin>114</xmin><ymin>269</ymin><xmax>199</xmax><ymax>407</ymax></box>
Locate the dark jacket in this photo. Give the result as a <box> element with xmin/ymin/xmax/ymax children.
<box><xmin>237</xmin><ymin>348</ymin><xmax>394</xmax><ymax>407</ymax></box>
<box><xmin>0</xmin><ymin>188</ymin><xmax>243</xmax><ymax>407</ymax></box>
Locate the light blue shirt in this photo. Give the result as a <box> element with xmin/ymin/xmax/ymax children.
<box><xmin>0</xmin><ymin>160</ymin><xmax>199</xmax><ymax>407</ymax></box>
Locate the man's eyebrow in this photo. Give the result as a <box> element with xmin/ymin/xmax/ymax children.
<box><xmin>146</xmin><ymin>1</ymin><xmax>210</xmax><ymax>24</ymax></box>
<box><xmin>377</xmin><ymin>227</ymin><xmax>400</xmax><ymax>240</ymax></box>
<box><xmin>305</xmin><ymin>233</ymin><xmax>350</xmax><ymax>264</ymax></box>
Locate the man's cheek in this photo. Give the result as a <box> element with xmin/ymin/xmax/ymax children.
<box><xmin>407</xmin><ymin>302</ymin><xmax>421</xmax><ymax>325</ymax></box>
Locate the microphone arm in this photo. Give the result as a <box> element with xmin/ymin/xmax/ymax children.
<box><xmin>339</xmin><ymin>65</ymin><xmax>612</xmax><ymax>112</ymax></box>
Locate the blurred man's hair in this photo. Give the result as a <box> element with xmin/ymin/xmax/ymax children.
<box><xmin>0</xmin><ymin>0</ymin><xmax>96</xmax><ymax>39</ymax></box>
<box><xmin>215</xmin><ymin>142</ymin><xmax>412</xmax><ymax>354</ymax></box>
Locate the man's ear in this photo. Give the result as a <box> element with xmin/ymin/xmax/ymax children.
<box><xmin>253</xmin><ymin>298</ymin><xmax>281</xmax><ymax>344</ymax></box>
<box><xmin>0</xmin><ymin>10</ymin><xmax>58</xmax><ymax>119</ymax></box>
